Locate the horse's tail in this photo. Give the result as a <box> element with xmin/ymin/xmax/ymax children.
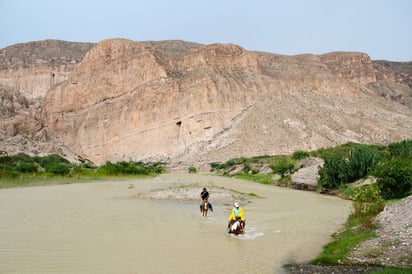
<box><xmin>208</xmin><ymin>202</ymin><xmax>213</xmax><ymax>212</ymax></box>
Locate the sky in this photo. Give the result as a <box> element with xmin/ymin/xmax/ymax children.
<box><xmin>0</xmin><ymin>0</ymin><xmax>411</xmax><ymax>61</ymax></box>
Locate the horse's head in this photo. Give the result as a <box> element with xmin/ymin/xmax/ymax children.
<box><xmin>231</xmin><ymin>222</ymin><xmax>239</xmax><ymax>232</ymax></box>
<box><xmin>229</xmin><ymin>220</ymin><xmax>244</xmax><ymax>234</ymax></box>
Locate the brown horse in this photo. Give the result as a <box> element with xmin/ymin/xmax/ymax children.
<box><xmin>201</xmin><ymin>198</ymin><xmax>209</xmax><ymax>217</ymax></box>
<box><xmin>228</xmin><ymin>218</ymin><xmax>245</xmax><ymax>235</ymax></box>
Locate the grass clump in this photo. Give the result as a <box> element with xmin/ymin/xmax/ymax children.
<box><xmin>311</xmin><ymin>214</ymin><xmax>377</xmax><ymax>265</ymax></box>
<box><xmin>312</xmin><ymin>184</ymin><xmax>385</xmax><ymax>265</ymax></box>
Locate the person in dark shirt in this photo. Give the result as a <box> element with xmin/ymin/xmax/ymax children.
<box><xmin>200</xmin><ymin>188</ymin><xmax>209</xmax><ymax>200</ymax></box>
<box><xmin>200</xmin><ymin>188</ymin><xmax>213</xmax><ymax>212</ymax></box>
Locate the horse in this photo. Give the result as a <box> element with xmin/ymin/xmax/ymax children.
<box><xmin>201</xmin><ymin>198</ymin><xmax>209</xmax><ymax>217</ymax></box>
<box><xmin>228</xmin><ymin>218</ymin><xmax>245</xmax><ymax>235</ymax></box>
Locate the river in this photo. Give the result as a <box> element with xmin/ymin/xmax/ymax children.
<box><xmin>0</xmin><ymin>173</ymin><xmax>351</xmax><ymax>273</ymax></box>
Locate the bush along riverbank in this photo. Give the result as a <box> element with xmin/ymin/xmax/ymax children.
<box><xmin>0</xmin><ymin>153</ymin><xmax>165</xmax><ymax>188</ymax></box>
<box><xmin>210</xmin><ymin>140</ymin><xmax>412</xmax><ymax>273</ymax></box>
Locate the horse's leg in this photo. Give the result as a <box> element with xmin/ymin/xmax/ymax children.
<box><xmin>202</xmin><ymin>202</ymin><xmax>208</xmax><ymax>217</ymax></box>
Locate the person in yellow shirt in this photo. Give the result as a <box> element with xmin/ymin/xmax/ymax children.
<box><xmin>228</xmin><ymin>202</ymin><xmax>245</xmax><ymax>230</ymax></box>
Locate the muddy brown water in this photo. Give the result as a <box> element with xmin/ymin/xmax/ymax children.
<box><xmin>0</xmin><ymin>173</ymin><xmax>351</xmax><ymax>273</ymax></box>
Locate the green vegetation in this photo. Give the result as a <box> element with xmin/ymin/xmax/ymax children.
<box><xmin>96</xmin><ymin>161</ymin><xmax>164</xmax><ymax>176</ymax></box>
<box><xmin>211</xmin><ymin>139</ymin><xmax>412</xmax><ymax>269</ymax></box>
<box><xmin>316</xmin><ymin>140</ymin><xmax>412</xmax><ymax>200</ymax></box>
<box><xmin>0</xmin><ymin>153</ymin><xmax>165</xmax><ymax>188</ymax></box>
<box><xmin>318</xmin><ymin>144</ymin><xmax>382</xmax><ymax>190</ymax></box>
<box><xmin>188</xmin><ymin>166</ymin><xmax>197</xmax><ymax>173</ymax></box>
<box><xmin>352</xmin><ymin>185</ymin><xmax>385</xmax><ymax>229</ymax></box>
<box><xmin>374</xmin><ymin>158</ymin><xmax>412</xmax><ymax>199</ymax></box>
<box><xmin>211</xmin><ymin>139</ymin><xmax>412</xmax><ymax>200</ymax></box>
<box><xmin>312</xmin><ymin>184</ymin><xmax>385</xmax><ymax>265</ymax></box>
<box><xmin>211</xmin><ymin>154</ymin><xmax>297</xmax><ymax>187</ymax></box>
<box><xmin>233</xmin><ymin>173</ymin><xmax>274</xmax><ymax>185</ymax></box>
<box><xmin>311</xmin><ymin>214</ymin><xmax>377</xmax><ymax>264</ymax></box>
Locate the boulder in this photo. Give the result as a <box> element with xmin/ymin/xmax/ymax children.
<box><xmin>290</xmin><ymin>157</ymin><xmax>324</xmax><ymax>191</ymax></box>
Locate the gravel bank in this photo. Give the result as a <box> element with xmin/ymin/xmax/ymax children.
<box><xmin>284</xmin><ymin>263</ymin><xmax>384</xmax><ymax>273</ymax></box>
<box><xmin>349</xmin><ymin>195</ymin><xmax>412</xmax><ymax>268</ymax></box>
<box><xmin>285</xmin><ymin>195</ymin><xmax>412</xmax><ymax>273</ymax></box>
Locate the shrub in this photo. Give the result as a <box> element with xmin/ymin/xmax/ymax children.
<box><xmin>38</xmin><ymin>154</ymin><xmax>70</xmax><ymax>168</ymax></box>
<box><xmin>210</xmin><ymin>162</ymin><xmax>222</xmax><ymax>171</ymax></box>
<box><xmin>16</xmin><ymin>162</ymin><xmax>38</xmax><ymax>173</ymax></box>
<box><xmin>318</xmin><ymin>155</ymin><xmax>348</xmax><ymax>189</ymax></box>
<box><xmin>374</xmin><ymin>158</ymin><xmax>412</xmax><ymax>199</ymax></box>
<box><xmin>318</xmin><ymin>146</ymin><xmax>380</xmax><ymax>190</ymax></box>
<box><xmin>96</xmin><ymin>161</ymin><xmax>164</xmax><ymax>176</ymax></box>
<box><xmin>45</xmin><ymin>163</ymin><xmax>71</xmax><ymax>176</ymax></box>
<box><xmin>347</xmin><ymin>146</ymin><xmax>378</xmax><ymax>181</ymax></box>
<box><xmin>243</xmin><ymin>162</ymin><xmax>251</xmax><ymax>173</ymax></box>
<box><xmin>11</xmin><ymin>153</ymin><xmax>34</xmax><ymax>164</ymax></box>
<box><xmin>270</xmin><ymin>157</ymin><xmax>295</xmax><ymax>178</ymax></box>
<box><xmin>0</xmin><ymin>164</ymin><xmax>19</xmax><ymax>178</ymax></box>
<box><xmin>188</xmin><ymin>166</ymin><xmax>197</xmax><ymax>173</ymax></box>
<box><xmin>352</xmin><ymin>185</ymin><xmax>385</xmax><ymax>230</ymax></box>
<box><xmin>388</xmin><ymin>139</ymin><xmax>412</xmax><ymax>159</ymax></box>
<box><xmin>292</xmin><ymin>150</ymin><xmax>310</xmax><ymax>160</ymax></box>
<box><xmin>0</xmin><ymin>156</ymin><xmax>13</xmax><ymax>165</ymax></box>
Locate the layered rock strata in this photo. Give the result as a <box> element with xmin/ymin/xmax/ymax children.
<box><xmin>42</xmin><ymin>39</ymin><xmax>412</xmax><ymax>166</ymax></box>
<box><xmin>1</xmin><ymin>39</ymin><xmax>411</xmax><ymax>167</ymax></box>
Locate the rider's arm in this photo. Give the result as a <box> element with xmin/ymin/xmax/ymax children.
<box><xmin>228</xmin><ymin>210</ymin><xmax>235</xmax><ymax>220</ymax></box>
<box><xmin>239</xmin><ymin>208</ymin><xmax>245</xmax><ymax>221</ymax></box>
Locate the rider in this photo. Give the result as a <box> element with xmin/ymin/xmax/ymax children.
<box><xmin>200</xmin><ymin>188</ymin><xmax>212</xmax><ymax>211</ymax></box>
<box><xmin>228</xmin><ymin>202</ymin><xmax>245</xmax><ymax>229</ymax></box>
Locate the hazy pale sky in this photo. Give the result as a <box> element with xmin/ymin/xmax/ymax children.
<box><xmin>1</xmin><ymin>0</ymin><xmax>411</xmax><ymax>61</ymax></box>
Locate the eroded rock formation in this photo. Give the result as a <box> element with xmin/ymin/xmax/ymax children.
<box><xmin>0</xmin><ymin>40</ymin><xmax>94</xmax><ymax>99</ymax></box>
<box><xmin>1</xmin><ymin>39</ymin><xmax>411</xmax><ymax>167</ymax></box>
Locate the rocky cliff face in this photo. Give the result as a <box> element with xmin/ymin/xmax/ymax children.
<box><xmin>0</xmin><ymin>84</ymin><xmax>80</xmax><ymax>160</ymax></box>
<box><xmin>0</xmin><ymin>40</ymin><xmax>94</xmax><ymax>99</ymax></box>
<box><xmin>1</xmin><ymin>39</ymin><xmax>412</xmax><ymax>168</ymax></box>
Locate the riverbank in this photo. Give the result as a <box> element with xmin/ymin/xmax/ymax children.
<box><xmin>284</xmin><ymin>263</ymin><xmax>385</xmax><ymax>273</ymax></box>
<box><xmin>349</xmin><ymin>195</ymin><xmax>412</xmax><ymax>268</ymax></box>
<box><xmin>284</xmin><ymin>194</ymin><xmax>412</xmax><ymax>273</ymax></box>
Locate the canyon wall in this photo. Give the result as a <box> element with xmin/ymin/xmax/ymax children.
<box><xmin>1</xmin><ymin>39</ymin><xmax>411</xmax><ymax>168</ymax></box>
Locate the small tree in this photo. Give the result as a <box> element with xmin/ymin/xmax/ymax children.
<box><xmin>188</xmin><ymin>166</ymin><xmax>197</xmax><ymax>173</ymax></box>
<box><xmin>352</xmin><ymin>185</ymin><xmax>385</xmax><ymax>230</ymax></box>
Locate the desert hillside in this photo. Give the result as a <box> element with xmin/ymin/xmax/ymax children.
<box><xmin>0</xmin><ymin>39</ymin><xmax>411</xmax><ymax>168</ymax></box>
